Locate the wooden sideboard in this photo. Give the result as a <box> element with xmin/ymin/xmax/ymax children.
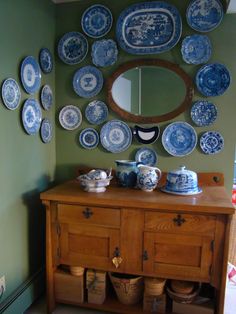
<box><xmin>40</xmin><ymin>173</ymin><xmax>235</xmax><ymax>314</ymax></box>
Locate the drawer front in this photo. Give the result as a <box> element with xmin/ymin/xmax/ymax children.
<box><xmin>57</xmin><ymin>204</ymin><xmax>120</xmax><ymax>227</ymax></box>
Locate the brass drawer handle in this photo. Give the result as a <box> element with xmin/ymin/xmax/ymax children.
<box><xmin>173</xmin><ymin>214</ymin><xmax>186</xmax><ymax>226</ymax></box>
<box><xmin>82</xmin><ymin>207</ymin><xmax>93</xmax><ymax>219</ymax></box>
<box><xmin>112</xmin><ymin>247</ymin><xmax>123</xmax><ymax>269</ymax></box>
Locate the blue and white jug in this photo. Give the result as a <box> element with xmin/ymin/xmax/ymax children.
<box><xmin>115</xmin><ymin>160</ymin><xmax>140</xmax><ymax>188</ymax></box>
<box><xmin>137</xmin><ymin>165</ymin><xmax>162</xmax><ymax>192</ymax></box>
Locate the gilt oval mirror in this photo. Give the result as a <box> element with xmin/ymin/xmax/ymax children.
<box><xmin>107</xmin><ymin>59</ymin><xmax>194</xmax><ymax>123</ymax></box>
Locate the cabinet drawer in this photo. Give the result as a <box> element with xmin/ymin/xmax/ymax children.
<box><xmin>144</xmin><ymin>211</ymin><xmax>216</xmax><ymax>234</ymax></box>
<box><xmin>57</xmin><ymin>204</ymin><xmax>120</xmax><ymax>227</ymax></box>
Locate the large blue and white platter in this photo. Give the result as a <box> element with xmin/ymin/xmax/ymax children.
<box><xmin>79</xmin><ymin>128</ymin><xmax>99</xmax><ymax>149</ymax></box>
<box><xmin>22</xmin><ymin>99</ymin><xmax>42</xmax><ymax>135</ymax></box>
<box><xmin>91</xmin><ymin>39</ymin><xmax>118</xmax><ymax>67</ymax></box>
<box><xmin>1</xmin><ymin>78</ymin><xmax>21</xmax><ymax>110</ymax></box>
<box><xmin>116</xmin><ymin>1</ymin><xmax>182</xmax><ymax>55</ymax></box>
<box><xmin>39</xmin><ymin>48</ymin><xmax>53</xmax><ymax>73</ymax></box>
<box><xmin>57</xmin><ymin>32</ymin><xmax>88</xmax><ymax>65</ymax></box>
<box><xmin>135</xmin><ymin>147</ymin><xmax>157</xmax><ymax>166</ymax></box>
<box><xmin>195</xmin><ymin>63</ymin><xmax>231</xmax><ymax>97</ymax></box>
<box><xmin>100</xmin><ymin>120</ymin><xmax>132</xmax><ymax>153</ymax></box>
<box><xmin>81</xmin><ymin>4</ymin><xmax>113</xmax><ymax>38</ymax></box>
<box><xmin>41</xmin><ymin>85</ymin><xmax>53</xmax><ymax>111</ymax></box>
<box><xmin>59</xmin><ymin>105</ymin><xmax>82</xmax><ymax>130</ymax></box>
<box><xmin>162</xmin><ymin>121</ymin><xmax>197</xmax><ymax>157</ymax></box>
<box><xmin>200</xmin><ymin>131</ymin><xmax>224</xmax><ymax>154</ymax></box>
<box><xmin>191</xmin><ymin>100</ymin><xmax>217</xmax><ymax>127</ymax></box>
<box><xmin>20</xmin><ymin>56</ymin><xmax>41</xmax><ymax>94</ymax></box>
<box><xmin>73</xmin><ymin>66</ymin><xmax>103</xmax><ymax>98</ymax></box>
<box><xmin>186</xmin><ymin>0</ymin><xmax>223</xmax><ymax>32</ymax></box>
<box><xmin>40</xmin><ymin>118</ymin><xmax>53</xmax><ymax>143</ymax></box>
<box><xmin>85</xmin><ymin>100</ymin><xmax>108</xmax><ymax>125</ymax></box>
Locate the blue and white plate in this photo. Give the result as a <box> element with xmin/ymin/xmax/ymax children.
<box><xmin>191</xmin><ymin>100</ymin><xmax>217</xmax><ymax>127</ymax></box>
<box><xmin>22</xmin><ymin>99</ymin><xmax>42</xmax><ymax>135</ymax></box>
<box><xmin>133</xmin><ymin>125</ymin><xmax>160</xmax><ymax>144</ymax></box>
<box><xmin>1</xmin><ymin>78</ymin><xmax>21</xmax><ymax>110</ymax></box>
<box><xmin>85</xmin><ymin>100</ymin><xmax>108</xmax><ymax>125</ymax></box>
<box><xmin>181</xmin><ymin>35</ymin><xmax>212</xmax><ymax>65</ymax></box>
<box><xmin>57</xmin><ymin>31</ymin><xmax>88</xmax><ymax>65</ymax></box>
<box><xmin>116</xmin><ymin>1</ymin><xmax>182</xmax><ymax>54</ymax></box>
<box><xmin>91</xmin><ymin>39</ymin><xmax>118</xmax><ymax>67</ymax></box>
<box><xmin>20</xmin><ymin>56</ymin><xmax>41</xmax><ymax>94</ymax></box>
<box><xmin>186</xmin><ymin>0</ymin><xmax>223</xmax><ymax>32</ymax></box>
<box><xmin>200</xmin><ymin>131</ymin><xmax>224</xmax><ymax>154</ymax></box>
<box><xmin>100</xmin><ymin>120</ymin><xmax>132</xmax><ymax>153</ymax></box>
<box><xmin>195</xmin><ymin>63</ymin><xmax>231</xmax><ymax>97</ymax></box>
<box><xmin>39</xmin><ymin>48</ymin><xmax>53</xmax><ymax>73</ymax></box>
<box><xmin>81</xmin><ymin>4</ymin><xmax>113</xmax><ymax>38</ymax></box>
<box><xmin>73</xmin><ymin>66</ymin><xmax>103</xmax><ymax>98</ymax></box>
<box><xmin>79</xmin><ymin>128</ymin><xmax>99</xmax><ymax>149</ymax></box>
<box><xmin>135</xmin><ymin>147</ymin><xmax>157</xmax><ymax>166</ymax></box>
<box><xmin>59</xmin><ymin>105</ymin><xmax>82</xmax><ymax>130</ymax></box>
<box><xmin>40</xmin><ymin>118</ymin><xmax>53</xmax><ymax>143</ymax></box>
<box><xmin>162</xmin><ymin>121</ymin><xmax>197</xmax><ymax>157</ymax></box>
<box><xmin>40</xmin><ymin>85</ymin><xmax>53</xmax><ymax>111</ymax></box>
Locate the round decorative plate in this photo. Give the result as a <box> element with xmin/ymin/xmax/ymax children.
<box><xmin>57</xmin><ymin>31</ymin><xmax>88</xmax><ymax>65</ymax></box>
<box><xmin>91</xmin><ymin>39</ymin><xmax>118</xmax><ymax>67</ymax></box>
<box><xmin>161</xmin><ymin>187</ymin><xmax>202</xmax><ymax>196</ymax></box>
<box><xmin>41</xmin><ymin>85</ymin><xmax>53</xmax><ymax>110</ymax></box>
<box><xmin>85</xmin><ymin>100</ymin><xmax>108</xmax><ymax>125</ymax></box>
<box><xmin>59</xmin><ymin>105</ymin><xmax>82</xmax><ymax>130</ymax></box>
<box><xmin>20</xmin><ymin>56</ymin><xmax>41</xmax><ymax>94</ymax></box>
<box><xmin>162</xmin><ymin>122</ymin><xmax>197</xmax><ymax>157</ymax></box>
<box><xmin>73</xmin><ymin>66</ymin><xmax>103</xmax><ymax>98</ymax></box>
<box><xmin>186</xmin><ymin>0</ymin><xmax>223</xmax><ymax>32</ymax></box>
<box><xmin>191</xmin><ymin>100</ymin><xmax>217</xmax><ymax>127</ymax></box>
<box><xmin>39</xmin><ymin>48</ymin><xmax>53</xmax><ymax>73</ymax></box>
<box><xmin>135</xmin><ymin>147</ymin><xmax>157</xmax><ymax>166</ymax></box>
<box><xmin>1</xmin><ymin>78</ymin><xmax>21</xmax><ymax>110</ymax></box>
<box><xmin>81</xmin><ymin>4</ymin><xmax>113</xmax><ymax>38</ymax></box>
<box><xmin>181</xmin><ymin>35</ymin><xmax>212</xmax><ymax>65</ymax></box>
<box><xmin>40</xmin><ymin>118</ymin><xmax>53</xmax><ymax>143</ymax></box>
<box><xmin>133</xmin><ymin>125</ymin><xmax>160</xmax><ymax>144</ymax></box>
<box><xmin>22</xmin><ymin>99</ymin><xmax>42</xmax><ymax>135</ymax></box>
<box><xmin>200</xmin><ymin>131</ymin><xmax>224</xmax><ymax>154</ymax></box>
<box><xmin>195</xmin><ymin>63</ymin><xmax>231</xmax><ymax>97</ymax></box>
<box><xmin>79</xmin><ymin>128</ymin><xmax>99</xmax><ymax>149</ymax></box>
<box><xmin>100</xmin><ymin>120</ymin><xmax>132</xmax><ymax>153</ymax></box>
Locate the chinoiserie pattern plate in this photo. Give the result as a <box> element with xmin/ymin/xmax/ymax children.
<box><xmin>181</xmin><ymin>35</ymin><xmax>212</xmax><ymax>65</ymax></box>
<box><xmin>116</xmin><ymin>1</ymin><xmax>182</xmax><ymax>54</ymax></box>
<box><xmin>85</xmin><ymin>100</ymin><xmax>108</xmax><ymax>125</ymax></box>
<box><xmin>41</xmin><ymin>85</ymin><xmax>53</xmax><ymax>111</ymax></box>
<box><xmin>81</xmin><ymin>4</ymin><xmax>113</xmax><ymax>38</ymax></box>
<box><xmin>20</xmin><ymin>56</ymin><xmax>41</xmax><ymax>94</ymax></box>
<box><xmin>73</xmin><ymin>66</ymin><xmax>103</xmax><ymax>98</ymax></box>
<box><xmin>39</xmin><ymin>48</ymin><xmax>53</xmax><ymax>73</ymax></box>
<box><xmin>186</xmin><ymin>0</ymin><xmax>223</xmax><ymax>32</ymax></box>
<box><xmin>200</xmin><ymin>131</ymin><xmax>224</xmax><ymax>154</ymax></box>
<box><xmin>91</xmin><ymin>39</ymin><xmax>118</xmax><ymax>67</ymax></box>
<box><xmin>79</xmin><ymin>128</ymin><xmax>99</xmax><ymax>149</ymax></box>
<box><xmin>161</xmin><ymin>187</ymin><xmax>202</xmax><ymax>196</ymax></box>
<box><xmin>57</xmin><ymin>31</ymin><xmax>88</xmax><ymax>65</ymax></box>
<box><xmin>162</xmin><ymin>121</ymin><xmax>197</xmax><ymax>157</ymax></box>
<box><xmin>135</xmin><ymin>147</ymin><xmax>158</xmax><ymax>166</ymax></box>
<box><xmin>22</xmin><ymin>98</ymin><xmax>42</xmax><ymax>135</ymax></box>
<box><xmin>195</xmin><ymin>63</ymin><xmax>231</xmax><ymax>97</ymax></box>
<box><xmin>59</xmin><ymin>105</ymin><xmax>82</xmax><ymax>130</ymax></box>
<box><xmin>100</xmin><ymin>120</ymin><xmax>132</xmax><ymax>153</ymax></box>
<box><xmin>1</xmin><ymin>78</ymin><xmax>21</xmax><ymax>110</ymax></box>
<box><xmin>191</xmin><ymin>100</ymin><xmax>217</xmax><ymax>127</ymax></box>
<box><xmin>40</xmin><ymin>118</ymin><xmax>53</xmax><ymax>143</ymax></box>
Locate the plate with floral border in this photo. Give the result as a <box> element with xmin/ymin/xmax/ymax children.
<box><xmin>135</xmin><ymin>147</ymin><xmax>158</xmax><ymax>166</ymax></box>
<box><xmin>59</xmin><ymin>105</ymin><xmax>82</xmax><ymax>130</ymax></box>
<box><xmin>191</xmin><ymin>100</ymin><xmax>217</xmax><ymax>127</ymax></box>
<box><xmin>41</xmin><ymin>85</ymin><xmax>53</xmax><ymax>111</ymax></box>
<box><xmin>40</xmin><ymin>118</ymin><xmax>53</xmax><ymax>143</ymax></box>
<box><xmin>22</xmin><ymin>98</ymin><xmax>42</xmax><ymax>135</ymax></box>
<box><xmin>20</xmin><ymin>56</ymin><xmax>41</xmax><ymax>94</ymax></box>
<box><xmin>91</xmin><ymin>39</ymin><xmax>118</xmax><ymax>67</ymax></box>
<box><xmin>85</xmin><ymin>100</ymin><xmax>108</xmax><ymax>125</ymax></box>
<box><xmin>39</xmin><ymin>48</ymin><xmax>53</xmax><ymax>73</ymax></box>
<box><xmin>200</xmin><ymin>131</ymin><xmax>224</xmax><ymax>154</ymax></box>
<box><xmin>79</xmin><ymin>128</ymin><xmax>99</xmax><ymax>149</ymax></box>
<box><xmin>1</xmin><ymin>78</ymin><xmax>21</xmax><ymax>110</ymax></box>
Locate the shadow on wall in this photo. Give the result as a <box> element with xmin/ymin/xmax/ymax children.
<box><xmin>54</xmin><ymin>164</ymin><xmax>88</xmax><ymax>183</ymax></box>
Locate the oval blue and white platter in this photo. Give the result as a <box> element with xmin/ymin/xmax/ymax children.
<box><xmin>135</xmin><ymin>147</ymin><xmax>158</xmax><ymax>166</ymax></box>
<box><xmin>191</xmin><ymin>100</ymin><xmax>217</xmax><ymax>127</ymax></box>
<box><xmin>40</xmin><ymin>118</ymin><xmax>53</xmax><ymax>143</ymax></box>
<box><xmin>91</xmin><ymin>39</ymin><xmax>118</xmax><ymax>67</ymax></box>
<box><xmin>20</xmin><ymin>56</ymin><xmax>41</xmax><ymax>94</ymax></box>
<box><xmin>79</xmin><ymin>128</ymin><xmax>99</xmax><ymax>149</ymax></box>
<box><xmin>85</xmin><ymin>100</ymin><xmax>108</xmax><ymax>125</ymax></box>
<box><xmin>200</xmin><ymin>131</ymin><xmax>224</xmax><ymax>154</ymax></box>
<box><xmin>22</xmin><ymin>98</ymin><xmax>42</xmax><ymax>135</ymax></box>
<box><xmin>1</xmin><ymin>78</ymin><xmax>21</xmax><ymax>110</ymax></box>
<box><xmin>41</xmin><ymin>85</ymin><xmax>53</xmax><ymax>111</ymax></box>
<box><xmin>59</xmin><ymin>105</ymin><xmax>82</xmax><ymax>130</ymax></box>
<box><xmin>39</xmin><ymin>48</ymin><xmax>53</xmax><ymax>73</ymax></box>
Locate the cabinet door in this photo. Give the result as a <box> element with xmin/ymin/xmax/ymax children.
<box><xmin>143</xmin><ymin>232</ymin><xmax>213</xmax><ymax>282</ymax></box>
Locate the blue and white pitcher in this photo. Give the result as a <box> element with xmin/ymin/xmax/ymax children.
<box><xmin>137</xmin><ymin>165</ymin><xmax>162</xmax><ymax>192</ymax></box>
<box><xmin>115</xmin><ymin>160</ymin><xmax>140</xmax><ymax>188</ymax></box>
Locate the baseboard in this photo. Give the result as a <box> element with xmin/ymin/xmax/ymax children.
<box><xmin>0</xmin><ymin>267</ymin><xmax>45</xmax><ymax>314</ymax></box>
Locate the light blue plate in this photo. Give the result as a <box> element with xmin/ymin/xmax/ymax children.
<box><xmin>20</xmin><ymin>56</ymin><xmax>41</xmax><ymax>94</ymax></box>
<box><xmin>135</xmin><ymin>147</ymin><xmax>157</xmax><ymax>166</ymax></box>
<box><xmin>200</xmin><ymin>131</ymin><xmax>224</xmax><ymax>154</ymax></box>
<box><xmin>181</xmin><ymin>35</ymin><xmax>212</xmax><ymax>65</ymax></box>
<box><xmin>81</xmin><ymin>4</ymin><xmax>113</xmax><ymax>38</ymax></box>
<box><xmin>195</xmin><ymin>63</ymin><xmax>231</xmax><ymax>97</ymax></box>
<box><xmin>85</xmin><ymin>100</ymin><xmax>108</xmax><ymax>125</ymax></box>
<box><xmin>191</xmin><ymin>101</ymin><xmax>217</xmax><ymax>126</ymax></box>
<box><xmin>41</xmin><ymin>85</ymin><xmax>53</xmax><ymax>111</ymax></box>
<box><xmin>79</xmin><ymin>128</ymin><xmax>99</xmax><ymax>149</ymax></box>
<box><xmin>40</xmin><ymin>118</ymin><xmax>53</xmax><ymax>143</ymax></box>
<box><xmin>59</xmin><ymin>105</ymin><xmax>82</xmax><ymax>130</ymax></box>
<box><xmin>39</xmin><ymin>48</ymin><xmax>53</xmax><ymax>73</ymax></box>
<box><xmin>100</xmin><ymin>120</ymin><xmax>132</xmax><ymax>153</ymax></box>
<box><xmin>73</xmin><ymin>66</ymin><xmax>103</xmax><ymax>98</ymax></box>
<box><xmin>57</xmin><ymin>31</ymin><xmax>88</xmax><ymax>65</ymax></box>
<box><xmin>1</xmin><ymin>78</ymin><xmax>21</xmax><ymax>110</ymax></box>
<box><xmin>186</xmin><ymin>0</ymin><xmax>223</xmax><ymax>32</ymax></box>
<box><xmin>116</xmin><ymin>1</ymin><xmax>182</xmax><ymax>54</ymax></box>
<box><xmin>91</xmin><ymin>39</ymin><xmax>118</xmax><ymax>67</ymax></box>
<box><xmin>161</xmin><ymin>187</ymin><xmax>202</xmax><ymax>196</ymax></box>
<box><xmin>162</xmin><ymin>122</ymin><xmax>197</xmax><ymax>157</ymax></box>
<box><xmin>22</xmin><ymin>99</ymin><xmax>42</xmax><ymax>135</ymax></box>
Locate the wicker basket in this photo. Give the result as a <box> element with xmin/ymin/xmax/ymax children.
<box><xmin>166</xmin><ymin>283</ymin><xmax>201</xmax><ymax>304</ymax></box>
<box><xmin>144</xmin><ymin>277</ymin><xmax>166</xmax><ymax>296</ymax></box>
<box><xmin>170</xmin><ymin>280</ymin><xmax>195</xmax><ymax>294</ymax></box>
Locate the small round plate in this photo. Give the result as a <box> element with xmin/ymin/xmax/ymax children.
<box><xmin>22</xmin><ymin>99</ymin><xmax>42</xmax><ymax>135</ymax></box>
<box><xmin>191</xmin><ymin>100</ymin><xmax>217</xmax><ymax>127</ymax></box>
<box><xmin>91</xmin><ymin>39</ymin><xmax>118</xmax><ymax>67</ymax></box>
<box><xmin>59</xmin><ymin>105</ymin><xmax>82</xmax><ymax>130</ymax></box>
<box><xmin>41</xmin><ymin>85</ymin><xmax>53</xmax><ymax>111</ymax></box>
<box><xmin>85</xmin><ymin>100</ymin><xmax>108</xmax><ymax>125</ymax></box>
<box><xmin>39</xmin><ymin>48</ymin><xmax>53</xmax><ymax>73</ymax></box>
<box><xmin>135</xmin><ymin>147</ymin><xmax>157</xmax><ymax>166</ymax></box>
<box><xmin>79</xmin><ymin>128</ymin><xmax>99</xmax><ymax>149</ymax></box>
<box><xmin>1</xmin><ymin>78</ymin><xmax>21</xmax><ymax>110</ymax></box>
<box><xmin>200</xmin><ymin>131</ymin><xmax>224</xmax><ymax>154</ymax></box>
<box><xmin>161</xmin><ymin>186</ymin><xmax>202</xmax><ymax>196</ymax></box>
<box><xmin>20</xmin><ymin>56</ymin><xmax>41</xmax><ymax>94</ymax></box>
<box><xmin>40</xmin><ymin>118</ymin><xmax>53</xmax><ymax>143</ymax></box>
